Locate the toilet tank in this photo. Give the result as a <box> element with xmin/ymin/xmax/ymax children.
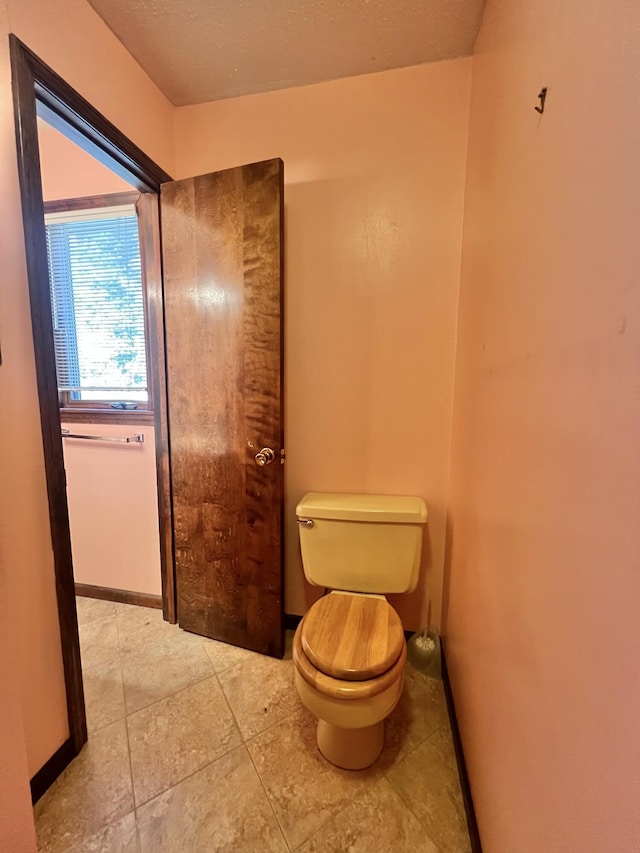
<box><xmin>296</xmin><ymin>493</ymin><xmax>428</xmax><ymax>594</ymax></box>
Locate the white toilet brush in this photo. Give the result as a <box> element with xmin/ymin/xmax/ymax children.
<box><xmin>406</xmin><ymin>598</ymin><xmax>441</xmax><ymax>678</ymax></box>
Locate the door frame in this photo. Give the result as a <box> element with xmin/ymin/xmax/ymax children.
<box><xmin>9</xmin><ymin>34</ymin><xmax>175</xmax><ymax>788</ymax></box>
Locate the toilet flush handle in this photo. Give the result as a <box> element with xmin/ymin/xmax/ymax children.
<box><xmin>297</xmin><ymin>518</ymin><xmax>314</xmax><ymax>528</ymax></box>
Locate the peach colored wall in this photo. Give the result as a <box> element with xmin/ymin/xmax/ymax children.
<box><xmin>8</xmin><ymin>2</ymin><xmax>175</xmax><ymax>173</ymax></box>
<box><xmin>446</xmin><ymin>0</ymin><xmax>640</xmax><ymax>850</ymax></box>
<box><xmin>0</xmin><ymin>580</ymin><xmax>37</xmax><ymax>852</ymax></box>
<box><xmin>175</xmin><ymin>60</ymin><xmax>471</xmax><ymax>630</ymax></box>
<box><xmin>0</xmin><ymin>113</ymin><xmax>37</xmax><ymax>834</ymax></box>
<box><xmin>0</xmin><ymin>0</ymin><xmax>174</xmax><ymax>779</ymax></box>
<box><xmin>38</xmin><ymin>118</ymin><xmax>132</xmax><ymax>200</ymax></box>
<box><xmin>61</xmin><ymin>424</ymin><xmax>161</xmax><ymax>595</ymax></box>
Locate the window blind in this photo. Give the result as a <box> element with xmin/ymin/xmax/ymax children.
<box><xmin>45</xmin><ymin>206</ymin><xmax>148</xmax><ymax>402</ymax></box>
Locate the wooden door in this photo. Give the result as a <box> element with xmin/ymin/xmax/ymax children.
<box><xmin>160</xmin><ymin>159</ymin><xmax>284</xmax><ymax>657</ymax></box>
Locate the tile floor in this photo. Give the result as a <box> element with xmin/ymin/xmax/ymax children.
<box><xmin>34</xmin><ymin>597</ymin><xmax>472</xmax><ymax>852</ymax></box>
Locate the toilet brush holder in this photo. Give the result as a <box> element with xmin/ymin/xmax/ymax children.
<box><xmin>407</xmin><ymin>628</ymin><xmax>441</xmax><ymax>679</ymax></box>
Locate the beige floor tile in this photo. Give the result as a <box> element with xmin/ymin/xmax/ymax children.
<box><xmin>78</xmin><ymin>613</ymin><xmax>120</xmax><ymax>670</ymax></box>
<box><xmin>217</xmin><ymin>653</ymin><xmax>298</xmax><ymax>739</ymax></box>
<box><xmin>386</xmin><ymin>727</ymin><xmax>471</xmax><ymax>853</ymax></box>
<box><xmin>136</xmin><ymin>745</ymin><xmax>287</xmax><ymax>853</ymax></box>
<box><xmin>379</xmin><ymin>666</ymin><xmax>451</xmax><ymax>768</ymax></box>
<box><xmin>62</xmin><ymin>601</ymin><xmax>470</xmax><ymax>853</ymax></box>
<box><xmin>113</xmin><ymin>601</ymin><xmax>141</xmax><ymax>613</ymax></box>
<box><xmin>298</xmin><ymin>777</ymin><xmax>439</xmax><ymax>853</ymax></box>
<box><xmin>83</xmin><ymin>657</ymin><xmax>126</xmax><ymax>734</ymax></box>
<box><xmin>76</xmin><ymin>596</ymin><xmax>117</xmax><ymax>626</ymax></box>
<box><xmin>202</xmin><ymin>629</ymin><xmax>294</xmax><ymax>673</ymax></box>
<box><xmin>120</xmin><ymin>631</ymin><xmax>214</xmax><ymax>714</ymax></box>
<box><xmin>34</xmin><ymin>719</ymin><xmax>134</xmax><ymax>852</ymax></box>
<box><xmin>116</xmin><ymin>604</ymin><xmax>201</xmax><ymax>655</ymax></box>
<box><xmin>247</xmin><ymin>708</ymin><xmax>382</xmax><ymax>849</ymax></box>
<box><xmin>54</xmin><ymin>811</ymin><xmax>139</xmax><ymax>853</ymax></box>
<box><xmin>128</xmin><ymin>675</ymin><xmax>242</xmax><ymax>805</ymax></box>
<box><xmin>201</xmin><ymin>636</ymin><xmax>264</xmax><ymax>673</ymax></box>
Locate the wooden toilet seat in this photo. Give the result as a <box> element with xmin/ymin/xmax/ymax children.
<box><xmin>293</xmin><ymin>594</ymin><xmax>407</xmax><ymax>701</ymax></box>
<box><xmin>301</xmin><ymin>593</ymin><xmax>404</xmax><ymax>680</ymax></box>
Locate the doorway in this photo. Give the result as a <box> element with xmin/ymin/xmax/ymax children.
<box><xmin>39</xmin><ymin>121</ymin><xmax>164</xmax><ymax>609</ymax></box>
<box><xmin>11</xmin><ymin>34</ymin><xmax>174</xmax><ymax>797</ymax></box>
<box><xmin>10</xmin><ymin>35</ymin><xmax>175</xmax><ymax>784</ymax></box>
<box><xmin>12</xmin><ymin>34</ymin><xmax>285</xmax><ymax>800</ymax></box>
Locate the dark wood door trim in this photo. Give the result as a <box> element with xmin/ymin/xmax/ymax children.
<box><xmin>9</xmin><ymin>34</ymin><xmax>175</xmax><ymax>791</ymax></box>
<box><xmin>138</xmin><ymin>192</ymin><xmax>177</xmax><ymax>622</ymax></box>
<box><xmin>11</xmin><ymin>37</ymin><xmax>171</xmax><ymax>193</ymax></box>
<box><xmin>10</xmin><ymin>32</ymin><xmax>86</xmax><ymax>761</ymax></box>
<box><xmin>75</xmin><ymin>583</ymin><xmax>163</xmax><ymax>610</ymax></box>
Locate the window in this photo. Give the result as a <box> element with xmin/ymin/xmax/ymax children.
<box><xmin>45</xmin><ymin>194</ymin><xmax>150</xmax><ymax>411</ymax></box>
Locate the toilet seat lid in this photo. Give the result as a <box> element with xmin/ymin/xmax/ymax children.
<box><xmin>301</xmin><ymin>594</ymin><xmax>405</xmax><ymax>681</ymax></box>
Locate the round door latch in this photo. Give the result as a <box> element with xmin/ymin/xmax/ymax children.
<box><xmin>255</xmin><ymin>447</ymin><xmax>275</xmax><ymax>466</ymax></box>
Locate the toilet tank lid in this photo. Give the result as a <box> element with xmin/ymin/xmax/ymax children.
<box><xmin>296</xmin><ymin>492</ymin><xmax>427</xmax><ymax>523</ymax></box>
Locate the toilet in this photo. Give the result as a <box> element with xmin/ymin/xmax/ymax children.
<box><xmin>293</xmin><ymin>492</ymin><xmax>428</xmax><ymax>770</ymax></box>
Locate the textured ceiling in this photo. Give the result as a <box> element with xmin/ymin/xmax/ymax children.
<box><xmin>87</xmin><ymin>0</ymin><xmax>485</xmax><ymax>106</ymax></box>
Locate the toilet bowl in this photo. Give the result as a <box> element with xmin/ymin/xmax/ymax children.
<box><xmin>292</xmin><ymin>492</ymin><xmax>427</xmax><ymax>771</ymax></box>
<box><xmin>293</xmin><ymin>591</ymin><xmax>407</xmax><ymax>769</ymax></box>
